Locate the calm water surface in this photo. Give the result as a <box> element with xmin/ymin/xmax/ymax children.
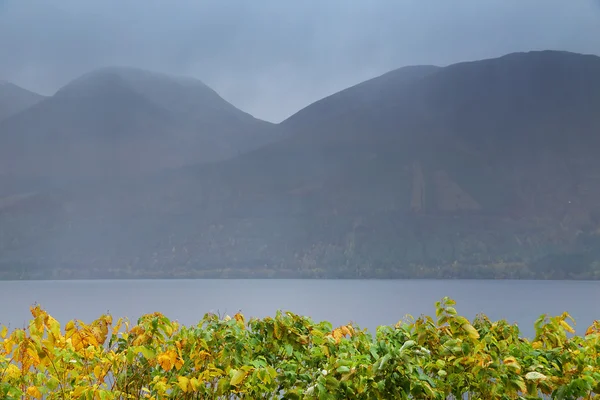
<box><xmin>1</xmin><ymin>279</ymin><xmax>599</xmax><ymax>337</ymax></box>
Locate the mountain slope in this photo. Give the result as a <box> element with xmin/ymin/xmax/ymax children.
<box><xmin>180</xmin><ymin>51</ymin><xmax>600</xmax><ymax>221</ymax></box>
<box><xmin>282</xmin><ymin>65</ymin><xmax>440</xmax><ymax>133</ymax></box>
<box><xmin>0</xmin><ymin>67</ymin><xmax>277</xmax><ymax>180</ymax></box>
<box><xmin>0</xmin><ymin>81</ymin><xmax>45</xmax><ymax>121</ymax></box>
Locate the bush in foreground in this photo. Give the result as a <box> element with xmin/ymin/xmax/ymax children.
<box><xmin>1</xmin><ymin>297</ymin><xmax>600</xmax><ymax>399</ymax></box>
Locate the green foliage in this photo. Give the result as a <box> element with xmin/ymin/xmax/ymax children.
<box><xmin>2</xmin><ymin>298</ymin><xmax>600</xmax><ymax>399</ymax></box>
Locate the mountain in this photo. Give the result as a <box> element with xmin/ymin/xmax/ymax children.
<box><xmin>282</xmin><ymin>65</ymin><xmax>441</xmax><ymax>133</ymax></box>
<box><xmin>185</xmin><ymin>51</ymin><xmax>600</xmax><ymax>221</ymax></box>
<box><xmin>3</xmin><ymin>50</ymin><xmax>600</xmax><ymax>280</ymax></box>
<box><xmin>0</xmin><ymin>67</ymin><xmax>277</xmax><ymax>180</ymax></box>
<box><xmin>0</xmin><ymin>81</ymin><xmax>45</xmax><ymax>121</ymax></box>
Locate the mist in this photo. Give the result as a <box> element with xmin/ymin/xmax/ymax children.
<box><xmin>1</xmin><ymin>0</ymin><xmax>599</xmax><ymax>122</ymax></box>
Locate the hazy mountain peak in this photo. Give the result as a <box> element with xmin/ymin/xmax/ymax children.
<box><xmin>0</xmin><ymin>66</ymin><xmax>278</xmax><ymax>179</ymax></box>
<box><xmin>57</xmin><ymin>66</ymin><xmax>211</xmax><ymax>96</ymax></box>
<box><xmin>73</xmin><ymin>66</ymin><xmax>210</xmax><ymax>89</ymax></box>
<box><xmin>0</xmin><ymin>81</ymin><xmax>45</xmax><ymax>121</ymax></box>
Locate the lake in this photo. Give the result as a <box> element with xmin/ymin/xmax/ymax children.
<box><xmin>1</xmin><ymin>279</ymin><xmax>599</xmax><ymax>337</ymax></box>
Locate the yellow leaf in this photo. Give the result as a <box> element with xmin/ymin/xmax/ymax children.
<box><xmin>45</xmin><ymin>316</ymin><xmax>62</xmax><ymax>341</ymax></box>
<box><xmin>177</xmin><ymin>376</ymin><xmax>190</xmax><ymax>393</ymax></box>
<box><xmin>70</xmin><ymin>332</ymin><xmax>84</xmax><ymax>351</ymax></box>
<box><xmin>157</xmin><ymin>350</ymin><xmax>177</xmax><ymax>371</ymax></box>
<box><xmin>197</xmin><ymin>350</ymin><xmax>211</xmax><ymax>361</ymax></box>
<box><xmin>132</xmin><ymin>333</ymin><xmax>148</xmax><ymax>346</ymax></box>
<box><xmin>65</xmin><ymin>320</ymin><xmax>76</xmax><ymax>335</ymax></box>
<box><xmin>462</xmin><ymin>323</ymin><xmax>480</xmax><ymax>339</ymax></box>
<box><xmin>234</xmin><ymin>312</ymin><xmax>245</xmax><ymax>325</ymax></box>
<box><xmin>112</xmin><ymin>318</ymin><xmax>125</xmax><ymax>336</ymax></box>
<box><xmin>154</xmin><ymin>380</ymin><xmax>168</xmax><ymax>394</ymax></box>
<box><xmin>190</xmin><ymin>377</ymin><xmax>201</xmax><ymax>391</ymax></box>
<box><xmin>94</xmin><ymin>365</ymin><xmax>103</xmax><ymax>379</ymax></box>
<box><xmin>0</xmin><ymin>325</ymin><xmax>7</xmax><ymax>339</ymax></box>
<box><xmin>274</xmin><ymin>322</ymin><xmax>282</xmax><ymax>339</ymax></box>
<box><xmin>174</xmin><ymin>356</ymin><xmax>184</xmax><ymax>370</ymax></box>
<box><xmin>4</xmin><ymin>364</ymin><xmax>20</xmax><ymax>380</ymax></box>
<box><xmin>230</xmin><ymin>369</ymin><xmax>248</xmax><ymax>386</ymax></box>
<box><xmin>26</xmin><ymin>346</ymin><xmax>41</xmax><ymax>367</ymax></box>
<box><xmin>163</xmin><ymin>324</ymin><xmax>174</xmax><ymax>337</ymax></box>
<box><xmin>559</xmin><ymin>320</ymin><xmax>575</xmax><ymax>334</ymax></box>
<box><xmin>26</xmin><ymin>386</ymin><xmax>43</xmax><ymax>399</ymax></box>
<box><xmin>503</xmin><ymin>357</ymin><xmax>522</xmax><ymax>373</ymax></box>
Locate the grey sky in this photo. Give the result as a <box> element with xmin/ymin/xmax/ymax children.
<box><xmin>1</xmin><ymin>1</ymin><xmax>599</xmax><ymax>122</ymax></box>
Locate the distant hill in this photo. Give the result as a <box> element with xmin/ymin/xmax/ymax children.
<box><xmin>2</xmin><ymin>50</ymin><xmax>600</xmax><ymax>280</ymax></box>
<box><xmin>0</xmin><ymin>67</ymin><xmax>277</xmax><ymax>180</ymax></box>
<box><xmin>0</xmin><ymin>81</ymin><xmax>45</xmax><ymax>121</ymax></box>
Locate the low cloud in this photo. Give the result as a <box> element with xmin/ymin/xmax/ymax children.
<box><xmin>1</xmin><ymin>0</ymin><xmax>599</xmax><ymax>122</ymax></box>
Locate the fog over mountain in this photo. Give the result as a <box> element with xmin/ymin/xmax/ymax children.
<box><xmin>2</xmin><ymin>50</ymin><xmax>600</xmax><ymax>279</ymax></box>
<box><xmin>0</xmin><ymin>67</ymin><xmax>278</xmax><ymax>179</ymax></box>
<box><xmin>1</xmin><ymin>1</ymin><xmax>600</xmax><ymax>280</ymax></box>
<box><xmin>1</xmin><ymin>0</ymin><xmax>599</xmax><ymax>122</ymax></box>
<box><xmin>0</xmin><ymin>81</ymin><xmax>45</xmax><ymax>121</ymax></box>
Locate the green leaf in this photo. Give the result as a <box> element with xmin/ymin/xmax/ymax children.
<box><xmin>376</xmin><ymin>354</ymin><xmax>391</xmax><ymax>371</ymax></box>
<box><xmin>98</xmin><ymin>391</ymin><xmax>112</xmax><ymax>400</ymax></box>
<box><xmin>47</xmin><ymin>377</ymin><xmax>60</xmax><ymax>391</ymax></box>
<box><xmin>134</xmin><ymin>346</ymin><xmax>155</xmax><ymax>360</ymax></box>
<box><xmin>336</xmin><ymin>366</ymin><xmax>351</xmax><ymax>374</ymax></box>
<box><xmin>399</xmin><ymin>340</ymin><xmax>416</xmax><ymax>352</ymax></box>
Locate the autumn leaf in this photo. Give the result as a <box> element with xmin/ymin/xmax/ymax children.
<box><xmin>26</xmin><ymin>386</ymin><xmax>43</xmax><ymax>399</ymax></box>
<box><xmin>94</xmin><ymin>365</ymin><xmax>103</xmax><ymax>380</ymax></box>
<box><xmin>234</xmin><ymin>312</ymin><xmax>245</xmax><ymax>325</ymax></box>
<box><xmin>559</xmin><ymin>320</ymin><xmax>575</xmax><ymax>334</ymax></box>
<box><xmin>177</xmin><ymin>376</ymin><xmax>190</xmax><ymax>393</ymax></box>
<box><xmin>70</xmin><ymin>332</ymin><xmax>84</xmax><ymax>351</ymax></box>
<box><xmin>4</xmin><ymin>364</ymin><xmax>21</xmax><ymax>380</ymax></box>
<box><xmin>274</xmin><ymin>321</ymin><xmax>282</xmax><ymax>339</ymax></box>
<box><xmin>503</xmin><ymin>356</ymin><xmax>522</xmax><ymax>373</ymax></box>
<box><xmin>462</xmin><ymin>323</ymin><xmax>480</xmax><ymax>339</ymax></box>
<box><xmin>65</xmin><ymin>320</ymin><xmax>76</xmax><ymax>335</ymax></box>
<box><xmin>190</xmin><ymin>377</ymin><xmax>201</xmax><ymax>391</ymax></box>
<box><xmin>158</xmin><ymin>349</ymin><xmax>177</xmax><ymax>371</ymax></box>
<box><xmin>230</xmin><ymin>369</ymin><xmax>248</xmax><ymax>386</ymax></box>
<box><xmin>26</xmin><ymin>346</ymin><xmax>41</xmax><ymax>367</ymax></box>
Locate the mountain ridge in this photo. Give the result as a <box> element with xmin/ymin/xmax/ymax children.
<box><xmin>2</xmin><ymin>50</ymin><xmax>600</xmax><ymax>279</ymax></box>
